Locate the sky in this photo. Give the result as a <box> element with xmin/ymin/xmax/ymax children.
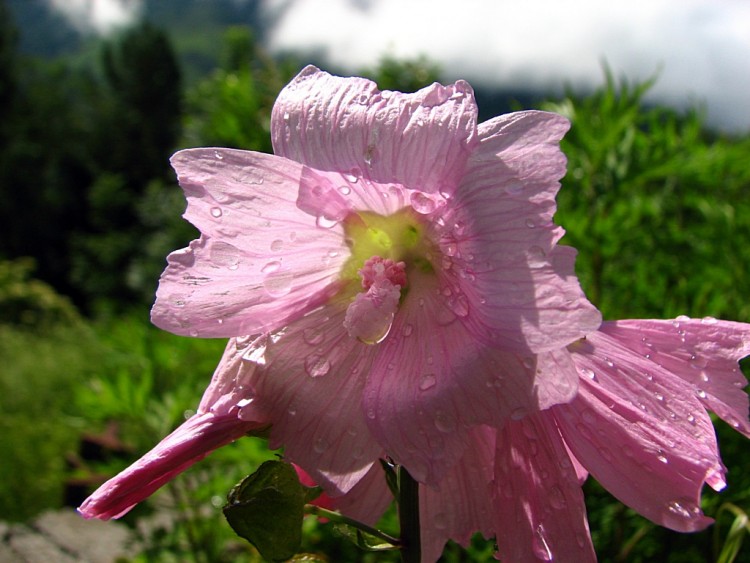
<box><xmin>47</xmin><ymin>0</ymin><xmax>750</xmax><ymax>132</ymax></box>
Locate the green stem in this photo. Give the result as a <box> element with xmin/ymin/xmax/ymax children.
<box><xmin>304</xmin><ymin>505</ymin><xmax>401</xmax><ymax>547</ymax></box>
<box><xmin>398</xmin><ymin>465</ymin><xmax>421</xmax><ymax>563</ymax></box>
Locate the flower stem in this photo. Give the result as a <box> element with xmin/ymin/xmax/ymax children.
<box><xmin>304</xmin><ymin>505</ymin><xmax>401</xmax><ymax>547</ymax></box>
<box><xmin>398</xmin><ymin>465</ymin><xmax>421</xmax><ymax>563</ymax></box>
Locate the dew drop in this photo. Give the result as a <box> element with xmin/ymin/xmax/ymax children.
<box><xmin>433</xmin><ymin>513</ymin><xmax>447</xmax><ymax>530</ymax></box>
<box><xmin>313</xmin><ymin>437</ymin><xmax>328</xmax><ymax>454</ymax></box>
<box><xmin>402</xmin><ymin>323</ymin><xmax>414</xmax><ymax>337</ymax></box>
<box><xmin>525</xmin><ymin>218</ymin><xmax>535</xmax><ymax>228</ymax></box>
<box><xmin>302</xmin><ymin>327</ymin><xmax>324</xmax><ymax>346</ymax></box>
<box><xmin>410</xmin><ymin>192</ymin><xmax>436</xmax><ymax>214</ymax></box>
<box><xmin>343</xmin><ymin>170</ymin><xmax>360</xmax><ymax>183</ymax></box>
<box><xmin>548</xmin><ymin>485</ymin><xmax>566</xmax><ymax>510</ymax></box>
<box><xmin>696</xmin><ymin>389</ymin><xmax>707</xmax><ymax>399</ymax></box>
<box><xmin>505</xmin><ymin>179</ymin><xmax>523</xmax><ymax>195</ymax></box>
<box><xmin>210</xmin><ymin>241</ymin><xmax>241</xmax><ymax>270</ymax></box>
<box><xmin>316</xmin><ymin>215</ymin><xmax>339</xmax><ymax>229</ymax></box>
<box><xmin>526</xmin><ymin>246</ymin><xmax>547</xmax><ymax>268</ymax></box>
<box><xmin>261</xmin><ymin>261</ymin><xmax>281</xmax><ymax>274</ymax></box>
<box><xmin>604</xmin><ymin>357</ymin><xmax>614</xmax><ymax>368</ymax></box>
<box><xmin>366</xmin><ymin>408</ymin><xmax>376</xmax><ymax>420</ymax></box>
<box><xmin>338</xmin><ymin>185</ymin><xmax>351</xmax><ymax>195</ymax></box>
<box><xmin>263</xmin><ymin>272</ymin><xmax>293</xmax><ymax>296</ymax></box>
<box><xmin>210</xmin><ymin>207</ymin><xmax>223</xmax><ymax>218</ymax></box>
<box><xmin>214</xmin><ymin>150</ymin><xmax>224</xmax><ymax>160</ymax></box>
<box><xmin>581</xmin><ymin>368</ymin><xmax>597</xmax><ymax>381</ymax></box>
<box><xmin>533</xmin><ymin>525</ymin><xmax>553</xmax><ymax>561</ymax></box>
<box><xmin>656</xmin><ymin>450</ymin><xmax>669</xmax><ymax>464</ymax></box>
<box><xmin>419</xmin><ymin>374</ymin><xmax>436</xmax><ymax>391</ymax></box>
<box><xmin>434</xmin><ymin>410</ymin><xmax>456</xmax><ymax>433</ymax></box>
<box><xmin>304</xmin><ymin>354</ymin><xmax>331</xmax><ymax>377</ymax></box>
<box><xmin>283</xmin><ymin>111</ymin><xmax>290</xmax><ymax>121</ymax></box>
<box><xmin>270</xmin><ymin>239</ymin><xmax>284</xmax><ymax>252</ymax></box>
<box><xmin>701</xmin><ymin>316</ymin><xmax>718</xmax><ymax>325</ymax></box>
<box><xmin>666</xmin><ymin>500</ymin><xmax>699</xmax><ymax>520</ymax></box>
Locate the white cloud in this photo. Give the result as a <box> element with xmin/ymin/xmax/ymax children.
<box><xmin>264</xmin><ymin>0</ymin><xmax>750</xmax><ymax>132</ymax></box>
<box><xmin>47</xmin><ymin>0</ymin><xmax>143</xmax><ymax>35</ymax></box>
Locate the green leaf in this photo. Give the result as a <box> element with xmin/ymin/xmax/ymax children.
<box><xmin>223</xmin><ymin>460</ymin><xmax>306</xmax><ymax>561</ymax></box>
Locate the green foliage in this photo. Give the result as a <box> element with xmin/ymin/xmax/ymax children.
<box><xmin>363</xmin><ymin>54</ymin><xmax>441</xmax><ymax>93</ymax></box>
<box><xmin>224</xmin><ymin>461</ymin><xmax>307</xmax><ymax>561</ymax></box>
<box><xmin>545</xmin><ymin>70</ymin><xmax>750</xmax><ymax>323</ymax></box>
<box><xmin>0</xmin><ymin>257</ymin><xmax>82</xmax><ymax>327</ymax></box>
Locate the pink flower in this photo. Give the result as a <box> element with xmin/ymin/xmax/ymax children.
<box><xmin>317</xmin><ymin>318</ymin><xmax>750</xmax><ymax>562</ymax></box>
<box><xmin>78</xmin><ymin>340</ymin><xmax>269</xmax><ymax>519</ymax></box>
<box><xmin>144</xmin><ymin>65</ymin><xmax>600</xmax><ymax>494</ymax></box>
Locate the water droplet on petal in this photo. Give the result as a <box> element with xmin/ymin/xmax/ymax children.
<box><xmin>656</xmin><ymin>450</ymin><xmax>669</xmax><ymax>464</ymax></box>
<box><xmin>214</xmin><ymin>150</ymin><xmax>224</xmax><ymax>160</ymax></box>
<box><xmin>313</xmin><ymin>436</ymin><xmax>328</xmax><ymax>453</ymax></box>
<box><xmin>263</xmin><ymin>271</ymin><xmax>293</xmax><ymax>296</ymax></box>
<box><xmin>419</xmin><ymin>374</ymin><xmax>436</xmax><ymax>391</ymax></box>
<box><xmin>696</xmin><ymin>389</ymin><xmax>707</xmax><ymax>399</ymax></box>
<box><xmin>701</xmin><ymin>316</ymin><xmax>718</xmax><ymax>325</ymax></box>
<box><xmin>261</xmin><ymin>261</ymin><xmax>281</xmax><ymax>274</ymax></box>
<box><xmin>433</xmin><ymin>513</ymin><xmax>447</xmax><ymax>530</ymax></box>
<box><xmin>447</xmin><ymin>293</ymin><xmax>470</xmax><ymax>317</ymax></box>
<box><xmin>525</xmin><ymin>218</ymin><xmax>535</xmax><ymax>228</ymax></box>
<box><xmin>305</xmin><ymin>354</ymin><xmax>331</xmax><ymax>377</ymax></box>
<box><xmin>526</xmin><ymin>246</ymin><xmax>547</xmax><ymax>268</ymax></box>
<box><xmin>533</xmin><ymin>524</ymin><xmax>553</xmax><ymax>561</ymax></box>
<box><xmin>270</xmin><ymin>239</ymin><xmax>284</xmax><ymax>252</ymax></box>
<box><xmin>210</xmin><ymin>207</ymin><xmax>222</xmax><ymax>218</ymax></box>
<box><xmin>505</xmin><ymin>179</ymin><xmax>523</xmax><ymax>195</ymax></box>
<box><xmin>549</xmin><ymin>485</ymin><xmax>566</xmax><ymax>510</ymax></box>
<box><xmin>338</xmin><ymin>185</ymin><xmax>351</xmax><ymax>195</ymax></box>
<box><xmin>666</xmin><ymin>499</ymin><xmax>700</xmax><ymax>520</ymax></box>
<box><xmin>283</xmin><ymin>111</ymin><xmax>290</xmax><ymax>121</ymax></box>
<box><xmin>316</xmin><ymin>215</ymin><xmax>339</xmax><ymax>229</ymax></box>
<box><xmin>410</xmin><ymin>192</ymin><xmax>436</xmax><ymax>214</ymax></box>
<box><xmin>210</xmin><ymin>241</ymin><xmax>241</xmax><ymax>270</ymax></box>
<box><xmin>402</xmin><ymin>323</ymin><xmax>414</xmax><ymax>337</ymax></box>
<box><xmin>303</xmin><ymin>327</ymin><xmax>325</xmax><ymax>346</ymax></box>
<box><xmin>434</xmin><ymin>410</ymin><xmax>456</xmax><ymax>433</ymax></box>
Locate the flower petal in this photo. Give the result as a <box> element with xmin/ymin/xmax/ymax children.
<box><xmin>78</xmin><ymin>412</ymin><xmax>264</xmax><ymax>520</ymax></box>
<box><xmin>558</xmin><ymin>331</ymin><xmax>722</xmax><ymax>531</ymax></box>
<box><xmin>361</xmin><ymin>270</ymin><xmax>580</xmax><ymax>485</ymax></box>
<box><xmin>239</xmin><ymin>298</ymin><xmax>383</xmax><ymax>495</ymax></box>
<box><xmin>323</xmin><ymin>461</ymin><xmax>393</xmax><ymax>527</ymax></box>
<box><xmin>493</xmin><ymin>414</ymin><xmax>596</xmax><ymax>563</ymax></box>
<box><xmin>419</xmin><ymin>426</ymin><xmax>496</xmax><ymax>563</ymax></box>
<box><xmin>445</xmin><ymin>112</ymin><xmax>601</xmax><ymax>352</ymax></box>
<box><xmin>151</xmin><ymin>148</ymin><xmax>348</xmax><ymax>338</ymax></box>
<box><xmin>600</xmin><ymin>318</ymin><xmax>750</xmax><ymax>438</ymax></box>
<box><xmin>271</xmin><ymin>65</ymin><xmax>478</xmax><ymax>194</ymax></box>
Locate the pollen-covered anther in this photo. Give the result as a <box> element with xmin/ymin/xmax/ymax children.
<box><xmin>344</xmin><ymin>256</ymin><xmax>408</xmax><ymax>345</ymax></box>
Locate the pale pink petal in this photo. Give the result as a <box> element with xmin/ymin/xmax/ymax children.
<box><xmin>443</xmin><ymin>112</ymin><xmax>600</xmax><ymax>352</ymax></box>
<box><xmin>420</xmin><ymin>426</ymin><xmax>496</xmax><ymax>563</ymax></box>
<box><xmin>493</xmin><ymin>414</ymin><xmax>596</xmax><ymax>563</ymax></box>
<box><xmin>271</xmin><ymin>65</ymin><xmax>478</xmax><ymax>194</ymax></box>
<box><xmin>151</xmin><ymin>148</ymin><xmax>348</xmax><ymax>338</ymax></box>
<box><xmin>361</xmin><ymin>270</ymin><xmax>580</xmax><ymax>485</ymax></box>
<box><xmin>322</xmin><ymin>461</ymin><xmax>393</xmax><ymax>527</ymax></box>
<box><xmin>237</xmin><ymin>297</ymin><xmax>383</xmax><ymax>495</ymax></box>
<box><xmin>600</xmin><ymin>318</ymin><xmax>750</xmax><ymax>438</ymax></box>
<box><xmin>558</xmin><ymin>331</ymin><xmax>723</xmax><ymax>531</ymax></box>
<box><xmin>78</xmin><ymin>412</ymin><xmax>265</xmax><ymax>520</ymax></box>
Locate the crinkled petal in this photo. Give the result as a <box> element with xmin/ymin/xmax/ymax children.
<box><xmin>420</xmin><ymin>426</ymin><xmax>495</xmax><ymax>563</ymax></box>
<box><xmin>78</xmin><ymin>412</ymin><xmax>265</xmax><ymax>520</ymax></box>
<box><xmin>558</xmin><ymin>331</ymin><xmax>723</xmax><ymax>531</ymax></box>
<box><xmin>600</xmin><ymin>318</ymin><xmax>750</xmax><ymax>438</ymax></box>
<box><xmin>444</xmin><ymin>111</ymin><xmax>600</xmax><ymax>352</ymax></box>
<box><xmin>238</xmin><ymin>297</ymin><xmax>382</xmax><ymax>495</ymax></box>
<box><xmin>152</xmin><ymin>148</ymin><xmax>348</xmax><ymax>338</ymax></box>
<box><xmin>361</xmin><ymin>270</ymin><xmax>580</xmax><ymax>485</ymax></box>
<box><xmin>271</xmin><ymin>65</ymin><xmax>478</xmax><ymax>194</ymax></box>
<box><xmin>493</xmin><ymin>414</ymin><xmax>596</xmax><ymax>563</ymax></box>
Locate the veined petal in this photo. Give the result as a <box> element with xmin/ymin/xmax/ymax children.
<box><xmin>240</xmin><ymin>299</ymin><xmax>382</xmax><ymax>495</ymax></box>
<box><xmin>321</xmin><ymin>461</ymin><xmax>393</xmax><ymax>527</ymax></box>
<box><xmin>558</xmin><ymin>331</ymin><xmax>723</xmax><ymax>531</ymax></box>
<box><xmin>78</xmin><ymin>412</ymin><xmax>265</xmax><ymax>520</ymax></box>
<box><xmin>493</xmin><ymin>414</ymin><xmax>596</xmax><ymax>563</ymax></box>
<box><xmin>361</xmin><ymin>270</ymin><xmax>579</xmax><ymax>485</ymax></box>
<box><xmin>600</xmin><ymin>318</ymin><xmax>750</xmax><ymax>438</ymax></box>
<box><xmin>271</xmin><ymin>65</ymin><xmax>478</xmax><ymax>194</ymax></box>
<box><xmin>151</xmin><ymin>149</ymin><xmax>348</xmax><ymax>338</ymax></box>
<box><xmin>420</xmin><ymin>426</ymin><xmax>496</xmax><ymax>563</ymax></box>
<box><xmin>443</xmin><ymin>111</ymin><xmax>600</xmax><ymax>352</ymax></box>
